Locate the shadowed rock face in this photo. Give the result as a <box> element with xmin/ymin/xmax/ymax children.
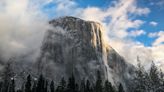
<box><xmin>37</xmin><ymin>16</ymin><xmax>135</xmax><ymax>87</ymax></box>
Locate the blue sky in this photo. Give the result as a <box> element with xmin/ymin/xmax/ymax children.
<box><xmin>75</xmin><ymin>0</ymin><xmax>111</xmax><ymax>8</ymax></box>
<box><xmin>137</xmin><ymin>0</ymin><xmax>164</xmax><ymax>46</ymax></box>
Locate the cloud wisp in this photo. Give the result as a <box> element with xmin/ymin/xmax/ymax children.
<box><xmin>0</xmin><ymin>0</ymin><xmax>50</xmax><ymax>60</ymax></box>
<box><xmin>149</xmin><ymin>21</ymin><xmax>158</xmax><ymax>26</ymax></box>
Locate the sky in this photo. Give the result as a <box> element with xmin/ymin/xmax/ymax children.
<box><xmin>0</xmin><ymin>0</ymin><xmax>164</xmax><ymax>69</ymax></box>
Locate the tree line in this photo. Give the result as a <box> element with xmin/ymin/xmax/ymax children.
<box><xmin>0</xmin><ymin>70</ymin><xmax>125</xmax><ymax>92</ymax></box>
<box><xmin>128</xmin><ymin>61</ymin><xmax>164</xmax><ymax>92</ymax></box>
<box><xmin>0</xmin><ymin>61</ymin><xmax>164</xmax><ymax>92</ymax></box>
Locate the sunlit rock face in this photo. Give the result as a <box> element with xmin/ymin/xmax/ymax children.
<box><xmin>37</xmin><ymin>16</ymin><xmax>134</xmax><ymax>86</ymax></box>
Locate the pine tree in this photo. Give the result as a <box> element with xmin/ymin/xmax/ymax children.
<box><xmin>149</xmin><ymin>61</ymin><xmax>160</xmax><ymax>91</ymax></box>
<box><xmin>50</xmin><ymin>81</ymin><xmax>55</xmax><ymax>92</ymax></box>
<box><xmin>2</xmin><ymin>82</ymin><xmax>9</xmax><ymax>92</ymax></box>
<box><xmin>56</xmin><ymin>77</ymin><xmax>67</xmax><ymax>92</ymax></box>
<box><xmin>25</xmin><ymin>75</ymin><xmax>32</xmax><ymax>92</ymax></box>
<box><xmin>67</xmin><ymin>74</ymin><xmax>76</xmax><ymax>92</ymax></box>
<box><xmin>17</xmin><ymin>89</ymin><xmax>23</xmax><ymax>92</ymax></box>
<box><xmin>80</xmin><ymin>79</ymin><xmax>85</xmax><ymax>92</ymax></box>
<box><xmin>61</xmin><ymin>77</ymin><xmax>66</xmax><ymax>91</ymax></box>
<box><xmin>132</xmin><ymin>60</ymin><xmax>148</xmax><ymax>92</ymax></box>
<box><xmin>2</xmin><ymin>61</ymin><xmax>15</xmax><ymax>81</ymax></box>
<box><xmin>75</xmin><ymin>83</ymin><xmax>79</xmax><ymax>92</ymax></box>
<box><xmin>95</xmin><ymin>71</ymin><xmax>103</xmax><ymax>92</ymax></box>
<box><xmin>44</xmin><ymin>80</ymin><xmax>48</xmax><ymax>92</ymax></box>
<box><xmin>148</xmin><ymin>61</ymin><xmax>164</xmax><ymax>92</ymax></box>
<box><xmin>104</xmin><ymin>80</ymin><xmax>115</xmax><ymax>92</ymax></box>
<box><xmin>85</xmin><ymin>80</ymin><xmax>91</xmax><ymax>92</ymax></box>
<box><xmin>9</xmin><ymin>78</ymin><xmax>15</xmax><ymax>92</ymax></box>
<box><xmin>2</xmin><ymin>61</ymin><xmax>15</xmax><ymax>92</ymax></box>
<box><xmin>0</xmin><ymin>82</ymin><xmax>3</xmax><ymax>92</ymax></box>
<box><xmin>129</xmin><ymin>60</ymin><xmax>164</xmax><ymax>92</ymax></box>
<box><xmin>32</xmin><ymin>81</ymin><xmax>37</xmax><ymax>92</ymax></box>
<box><xmin>118</xmin><ymin>83</ymin><xmax>125</xmax><ymax>92</ymax></box>
<box><xmin>36</xmin><ymin>75</ymin><xmax>45</xmax><ymax>92</ymax></box>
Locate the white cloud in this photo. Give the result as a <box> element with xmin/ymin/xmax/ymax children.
<box><xmin>105</xmin><ymin>0</ymin><xmax>147</xmax><ymax>39</ymax></box>
<box><xmin>108</xmin><ymin>38</ymin><xmax>153</xmax><ymax>66</ymax></box>
<box><xmin>130</xmin><ymin>6</ymin><xmax>150</xmax><ymax>15</ymax></box>
<box><xmin>147</xmin><ymin>31</ymin><xmax>164</xmax><ymax>70</ymax></box>
<box><xmin>149</xmin><ymin>21</ymin><xmax>158</xmax><ymax>26</ymax></box>
<box><xmin>80</xmin><ymin>7</ymin><xmax>107</xmax><ymax>23</ymax></box>
<box><xmin>148</xmin><ymin>32</ymin><xmax>159</xmax><ymax>38</ymax></box>
<box><xmin>0</xmin><ymin>0</ymin><xmax>49</xmax><ymax>60</ymax></box>
<box><xmin>148</xmin><ymin>31</ymin><xmax>164</xmax><ymax>46</ymax></box>
<box><xmin>40</xmin><ymin>0</ymin><xmax>83</xmax><ymax>17</ymax></box>
<box><xmin>149</xmin><ymin>0</ymin><xmax>164</xmax><ymax>9</ymax></box>
<box><xmin>156</xmin><ymin>0</ymin><xmax>164</xmax><ymax>8</ymax></box>
<box><xmin>153</xmin><ymin>34</ymin><xmax>164</xmax><ymax>46</ymax></box>
<box><xmin>129</xmin><ymin>30</ymin><xmax>146</xmax><ymax>37</ymax></box>
<box><xmin>151</xmin><ymin>44</ymin><xmax>164</xmax><ymax>70</ymax></box>
<box><xmin>149</xmin><ymin>31</ymin><xmax>164</xmax><ymax>37</ymax></box>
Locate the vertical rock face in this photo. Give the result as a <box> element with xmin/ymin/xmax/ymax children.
<box><xmin>37</xmin><ymin>16</ymin><xmax>134</xmax><ymax>86</ymax></box>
